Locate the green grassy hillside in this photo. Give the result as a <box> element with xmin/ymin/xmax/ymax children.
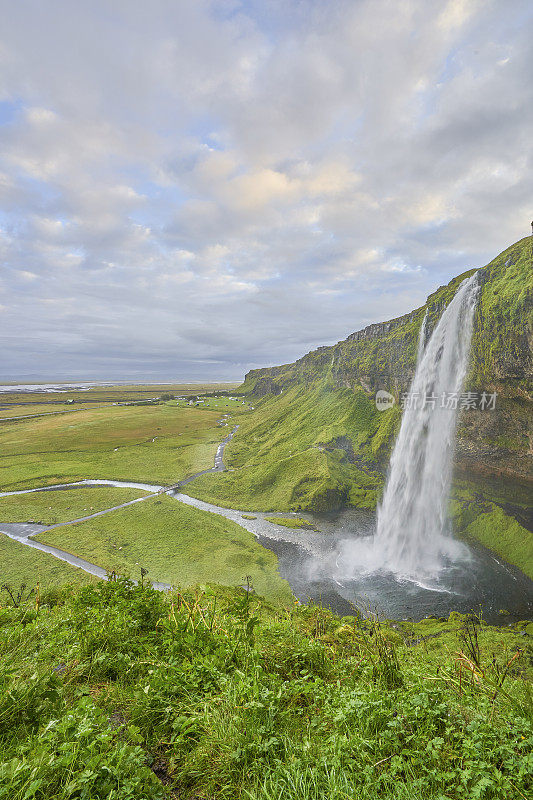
<box><xmin>0</xmin><ymin>579</ymin><xmax>531</xmax><ymax>799</ymax></box>
<box><xmin>185</xmin><ymin>384</ymin><xmax>394</xmax><ymax>512</ymax></box>
<box><xmin>451</xmin><ymin>487</ymin><xmax>533</xmax><ymax>580</ymax></box>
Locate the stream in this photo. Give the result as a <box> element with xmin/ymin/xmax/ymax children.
<box><xmin>1</xmin><ymin>425</ymin><xmax>532</xmax><ymax>623</ymax></box>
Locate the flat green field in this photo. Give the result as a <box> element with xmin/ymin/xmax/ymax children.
<box><xmin>0</xmin><ymin>534</ymin><xmax>98</xmax><ymax>591</ymax></box>
<box><xmin>0</xmin><ymin>486</ymin><xmax>149</xmax><ymax>524</ymax></box>
<box><xmin>0</xmin><ymin>385</ymin><xmax>282</xmax><ymax>600</ymax></box>
<box><xmin>0</xmin><ymin>382</ymin><xmax>238</xmax><ymax>403</ymax></box>
<box><xmin>0</xmin><ymin>403</ymin><xmax>105</xmax><ymax>419</ymax></box>
<box><xmin>36</xmin><ymin>495</ymin><xmax>292</xmax><ymax>604</ymax></box>
<box><xmin>0</xmin><ymin>403</ymin><xmax>229</xmax><ymax>491</ymax></box>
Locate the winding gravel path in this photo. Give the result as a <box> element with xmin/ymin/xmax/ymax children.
<box><xmin>0</xmin><ymin>426</ymin><xmax>240</xmax><ymax>589</ymax></box>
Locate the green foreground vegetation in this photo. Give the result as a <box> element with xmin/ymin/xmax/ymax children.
<box><xmin>0</xmin><ymin>487</ymin><xmax>149</xmax><ymax>525</ymax></box>
<box><xmin>35</xmin><ymin>495</ymin><xmax>292</xmax><ymax>605</ymax></box>
<box><xmin>0</xmin><ymin>579</ymin><xmax>531</xmax><ymax>800</ymax></box>
<box><xmin>0</xmin><ymin>535</ymin><xmax>98</xmax><ymax>591</ymax></box>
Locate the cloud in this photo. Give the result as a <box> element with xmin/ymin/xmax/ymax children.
<box><xmin>0</xmin><ymin>0</ymin><xmax>531</xmax><ymax>381</ymax></box>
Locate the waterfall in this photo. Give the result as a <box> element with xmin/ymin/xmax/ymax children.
<box><xmin>417</xmin><ymin>311</ymin><xmax>427</xmax><ymax>363</ymax></box>
<box><xmin>374</xmin><ymin>273</ymin><xmax>479</xmax><ymax>580</ymax></box>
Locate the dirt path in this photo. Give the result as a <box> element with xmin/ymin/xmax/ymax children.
<box><xmin>0</xmin><ymin>426</ymin><xmax>239</xmax><ymax>589</ymax></box>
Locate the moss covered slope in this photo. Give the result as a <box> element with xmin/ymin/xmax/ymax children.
<box><xmin>185</xmin><ymin>384</ymin><xmax>395</xmax><ymax>512</ymax></box>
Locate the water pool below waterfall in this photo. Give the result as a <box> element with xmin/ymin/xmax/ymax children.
<box><xmin>168</xmin><ymin>494</ymin><xmax>532</xmax><ymax>624</ymax></box>
<box><xmin>253</xmin><ymin>507</ymin><xmax>533</xmax><ymax>624</ymax></box>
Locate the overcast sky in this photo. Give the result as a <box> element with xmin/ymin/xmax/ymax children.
<box><xmin>0</xmin><ymin>0</ymin><xmax>531</xmax><ymax>382</ymax></box>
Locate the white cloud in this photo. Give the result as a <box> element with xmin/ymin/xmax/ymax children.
<box><xmin>0</xmin><ymin>0</ymin><xmax>531</xmax><ymax>380</ymax></box>
<box><xmin>17</xmin><ymin>271</ymin><xmax>39</xmax><ymax>282</ymax></box>
<box><xmin>25</xmin><ymin>106</ymin><xmax>57</xmax><ymax>125</ymax></box>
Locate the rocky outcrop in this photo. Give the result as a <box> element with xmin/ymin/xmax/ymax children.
<box><xmin>456</xmin><ymin>397</ymin><xmax>532</xmax><ymax>483</ymax></box>
<box><xmin>345</xmin><ymin>312</ymin><xmax>417</xmax><ymax>343</ymax></box>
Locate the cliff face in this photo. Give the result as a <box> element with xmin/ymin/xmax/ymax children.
<box><xmin>242</xmin><ymin>237</ymin><xmax>533</xmax><ymax>483</ymax></box>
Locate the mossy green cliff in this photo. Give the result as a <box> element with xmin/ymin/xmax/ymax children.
<box><xmin>240</xmin><ymin>236</ymin><xmax>532</xmax><ymax>484</ymax></box>
<box><xmin>186</xmin><ymin>238</ymin><xmax>532</xmax><ymax>577</ymax></box>
<box><xmin>243</xmin><ymin>237</ymin><xmax>531</xmax><ymax>402</ymax></box>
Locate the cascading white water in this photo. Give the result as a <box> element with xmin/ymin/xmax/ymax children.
<box><xmin>417</xmin><ymin>311</ymin><xmax>427</xmax><ymax>363</ymax></box>
<box><xmin>374</xmin><ymin>273</ymin><xmax>480</xmax><ymax>580</ymax></box>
